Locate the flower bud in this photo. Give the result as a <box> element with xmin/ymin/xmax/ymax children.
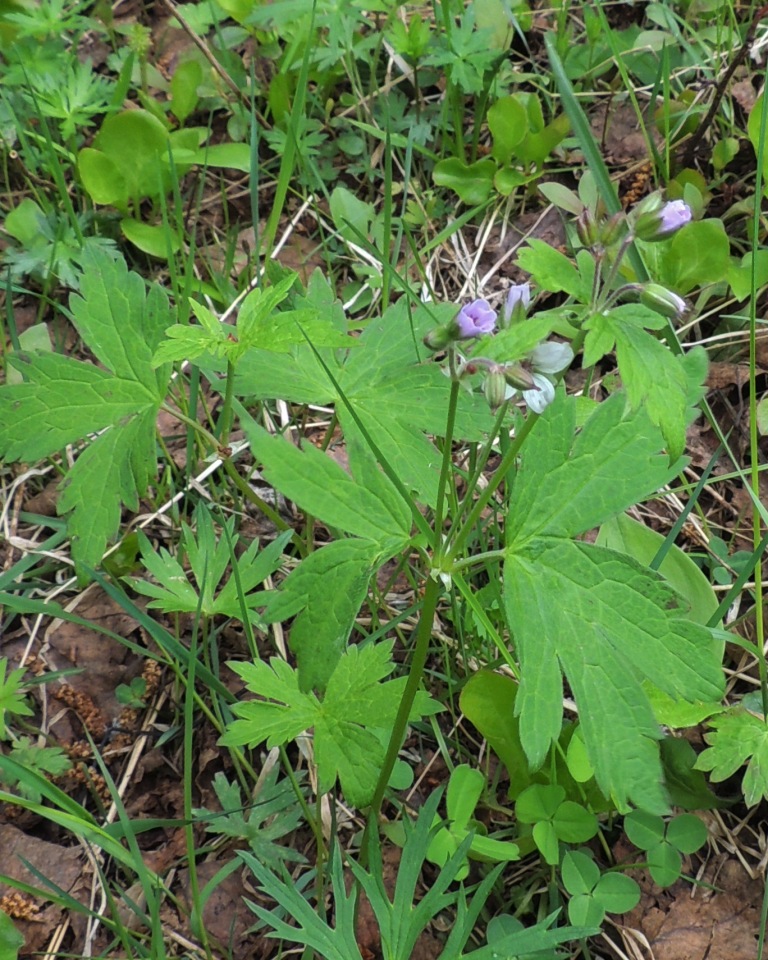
<box><xmin>484</xmin><ymin>370</ymin><xmax>509</xmax><ymax>411</ymax></box>
<box><xmin>502</xmin><ymin>363</ymin><xmax>538</xmax><ymax>391</ymax></box>
<box><xmin>576</xmin><ymin>209</ymin><xmax>599</xmax><ymax>249</ymax></box>
<box><xmin>639</xmin><ymin>283</ymin><xmax>688</xmax><ymax>320</ymax></box>
<box><xmin>633</xmin><ymin>199</ymin><xmax>692</xmax><ymax>242</ymax></box>
<box><xmin>423</xmin><ymin>324</ymin><xmax>454</xmax><ymax>351</ymax></box>
<box><xmin>598</xmin><ymin>211</ymin><xmax>627</xmax><ymax>247</ymax></box>
<box><xmin>499</xmin><ymin>283</ymin><xmax>531</xmax><ymax>329</ymax></box>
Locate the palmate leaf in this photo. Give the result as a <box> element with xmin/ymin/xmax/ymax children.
<box><xmin>220</xmin><ymin>641</ymin><xmax>434</xmax><ymax>807</ymax></box>
<box><xmin>234</xmin><ymin>288</ymin><xmax>495</xmax><ymax>505</ymax></box>
<box><xmin>0</xmin><ymin>249</ymin><xmax>172</xmax><ymax>572</ymax></box>
<box><xmin>695</xmin><ymin>708</ymin><xmax>768</xmax><ymax>807</ymax></box>
<box><xmin>504</xmin><ymin>391</ymin><xmax>723</xmax><ymax>812</ymax></box>
<box><xmin>243</xmin><ymin>411</ymin><xmax>412</xmax><ymax>691</ymax></box>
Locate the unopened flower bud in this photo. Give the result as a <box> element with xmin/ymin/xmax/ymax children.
<box><xmin>502</xmin><ymin>363</ymin><xmax>538</xmax><ymax>391</ymax></box>
<box><xmin>598</xmin><ymin>211</ymin><xmax>627</xmax><ymax>247</ymax></box>
<box><xmin>484</xmin><ymin>370</ymin><xmax>509</xmax><ymax>410</ymax></box>
<box><xmin>633</xmin><ymin>199</ymin><xmax>692</xmax><ymax>242</ymax></box>
<box><xmin>639</xmin><ymin>283</ymin><xmax>688</xmax><ymax>320</ymax></box>
<box><xmin>576</xmin><ymin>209</ymin><xmax>599</xmax><ymax>249</ymax></box>
<box><xmin>500</xmin><ymin>283</ymin><xmax>531</xmax><ymax>329</ymax></box>
<box><xmin>423</xmin><ymin>324</ymin><xmax>454</xmax><ymax>351</ymax></box>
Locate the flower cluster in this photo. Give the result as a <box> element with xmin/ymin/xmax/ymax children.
<box><xmin>424</xmin><ymin>282</ymin><xmax>572</xmax><ymax>414</ymax></box>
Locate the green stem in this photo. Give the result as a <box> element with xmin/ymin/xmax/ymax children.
<box><xmin>217</xmin><ymin>360</ymin><xmax>236</xmax><ymax>445</ymax></box>
<box><xmin>368</xmin><ymin>573</ymin><xmax>443</xmax><ymax>818</ymax></box>
<box><xmin>448</xmin><ymin>411</ymin><xmax>540</xmax><ymax>562</ymax></box>
<box><xmin>433</xmin><ymin>356</ymin><xmax>462</xmax><ymax>551</ymax></box>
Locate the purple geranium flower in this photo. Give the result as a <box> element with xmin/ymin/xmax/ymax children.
<box><xmin>656</xmin><ymin>200</ymin><xmax>692</xmax><ymax>236</ymax></box>
<box><xmin>454</xmin><ymin>298</ymin><xmax>497</xmax><ymax>339</ymax></box>
<box><xmin>633</xmin><ymin>199</ymin><xmax>692</xmax><ymax>242</ymax></box>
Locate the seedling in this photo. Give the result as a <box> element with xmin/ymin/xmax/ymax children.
<box><xmin>426</xmin><ymin>764</ymin><xmax>519</xmax><ymax>880</ymax></box>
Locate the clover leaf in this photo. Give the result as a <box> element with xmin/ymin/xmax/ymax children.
<box><xmin>515</xmin><ymin>784</ymin><xmax>598</xmax><ymax>865</ymax></box>
<box><xmin>562</xmin><ymin>850</ymin><xmax>640</xmax><ymax>927</ymax></box>
<box><xmin>624</xmin><ymin>810</ymin><xmax>707</xmax><ymax>887</ymax></box>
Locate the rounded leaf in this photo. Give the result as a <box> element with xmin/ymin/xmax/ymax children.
<box><xmin>432</xmin><ymin>157</ymin><xmax>496</xmax><ymax>205</ymax></box>
<box><xmin>648</xmin><ymin>842</ymin><xmax>682</xmax><ymax>887</ymax></box>
<box><xmin>487</xmin><ymin>94</ymin><xmax>528</xmax><ymax>162</ymax></box>
<box><xmin>516</xmin><ymin>783</ymin><xmax>566</xmax><ymax>824</ymax></box>
<box><xmin>121</xmin><ymin>219</ymin><xmax>180</xmax><ymax>259</ymax></box>
<box><xmin>78</xmin><ymin>148</ymin><xmax>127</xmax><ymax>207</ymax></box>
<box><xmin>565</xmin><ymin>726</ymin><xmax>594</xmax><ymax>783</ymax></box>
<box><xmin>666</xmin><ymin>813</ymin><xmax>708</xmax><ymax>855</ymax></box>
<box><xmin>624</xmin><ymin>809</ymin><xmax>665</xmax><ymax>851</ymax></box>
<box><xmin>567</xmin><ymin>892</ymin><xmax>605</xmax><ymax>928</ymax></box>
<box><xmin>593</xmin><ymin>873</ymin><xmax>641</xmax><ymax>915</ymax></box>
<box><xmin>554</xmin><ymin>801</ymin><xmax>599</xmax><ymax>843</ymax></box>
<box><xmin>446</xmin><ymin>764</ymin><xmax>485</xmax><ymax>827</ymax></box>
<box><xmin>561</xmin><ymin>849</ymin><xmax>599</xmax><ymax>896</ymax></box>
<box><xmin>533</xmin><ymin>820</ymin><xmax>560</xmax><ymax>866</ymax></box>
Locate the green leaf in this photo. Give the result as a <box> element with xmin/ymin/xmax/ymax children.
<box><xmin>592</xmin><ymin>872</ymin><xmax>640</xmax><ymax>915</ymax></box>
<box><xmin>596</xmin><ymin>513</ymin><xmax>719</xmax><ymax>627</ymax></box>
<box><xmin>262</xmin><ymin>539</ymin><xmax>384</xmax><ymax>692</ymax></box>
<box><xmin>220</xmin><ymin>641</ymin><xmax>433</xmax><ymax>806</ymax></box>
<box><xmin>237</xmin><ymin>297</ymin><xmax>494</xmax><ymax>507</ymax></box>
<box><xmin>487</xmin><ymin>95</ymin><xmax>528</xmax><ymax>163</ymax></box>
<box><xmin>695</xmin><ymin>707</ymin><xmax>768</xmax><ymax>806</ymax></box>
<box><xmin>637</xmin><ymin>220</ymin><xmax>730</xmax><ymax>295</ymax></box>
<box><xmin>121</xmin><ymin>218</ymin><xmax>181</xmax><ymax>258</ymax></box>
<box><xmin>647</xmin><ymin>843</ymin><xmax>682</xmax><ymax>887</ymax></box>
<box><xmin>624</xmin><ymin>810</ymin><xmax>665</xmax><ymax>850</ymax></box>
<box><xmin>0</xmin><ymin>249</ymin><xmax>172</xmax><ymax>572</ymax></box>
<box><xmin>615</xmin><ymin>328</ymin><xmax>705</xmax><ymax>460</ymax></box>
<box><xmin>129</xmin><ymin>508</ymin><xmax>290</xmax><ymax>621</ymax></box>
<box><xmin>459</xmin><ymin>671</ymin><xmax>532</xmax><ymax>800</ymax></box>
<box><xmin>515</xmin><ymin>239</ymin><xmax>590</xmax><ymax>300</ymax></box>
<box><xmin>0</xmin><ymin>660</ymin><xmax>33</xmax><ymax>739</ymax></box>
<box><xmin>0</xmin><ymin>910</ymin><xmax>24</xmax><ymax>958</ymax></box>
<box><xmin>432</xmin><ymin>157</ymin><xmax>496</xmax><ymax>204</ymax></box>
<box><xmin>170</xmin><ymin>59</ymin><xmax>202</xmax><ymax>124</ymax></box>
<box><xmin>245</xmin><ymin>422</ymin><xmax>409</xmax><ymax>546</ymax></box>
<box><xmin>666</xmin><ymin>813</ymin><xmax>707</xmax><ymax>854</ymax></box>
<box><xmin>504</xmin><ymin>392</ymin><xmax>723</xmax><ymax>812</ymax></box>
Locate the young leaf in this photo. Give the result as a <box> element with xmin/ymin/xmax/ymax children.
<box><xmin>128</xmin><ymin>508</ymin><xmax>291</xmax><ymax>621</ymax></box>
<box><xmin>504</xmin><ymin>392</ymin><xmax>723</xmax><ymax>812</ymax></box>
<box><xmin>220</xmin><ymin>641</ymin><xmax>434</xmax><ymax>807</ymax></box>
<box><xmin>0</xmin><ymin>249</ymin><xmax>172</xmax><ymax>572</ymax></box>
<box><xmin>0</xmin><ymin>660</ymin><xmax>34</xmax><ymax>739</ymax></box>
<box><xmin>192</xmin><ymin>769</ymin><xmax>305</xmax><ymax>868</ymax></box>
<box><xmin>695</xmin><ymin>707</ymin><xmax>768</xmax><ymax>806</ymax></box>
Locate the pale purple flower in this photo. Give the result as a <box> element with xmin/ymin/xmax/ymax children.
<box><xmin>656</xmin><ymin>200</ymin><xmax>692</xmax><ymax>236</ymax></box>
<box><xmin>501</xmin><ymin>283</ymin><xmax>531</xmax><ymax>327</ymax></box>
<box><xmin>454</xmin><ymin>298</ymin><xmax>497</xmax><ymax>339</ymax></box>
<box><xmin>634</xmin><ymin>199</ymin><xmax>692</xmax><ymax>242</ymax></box>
